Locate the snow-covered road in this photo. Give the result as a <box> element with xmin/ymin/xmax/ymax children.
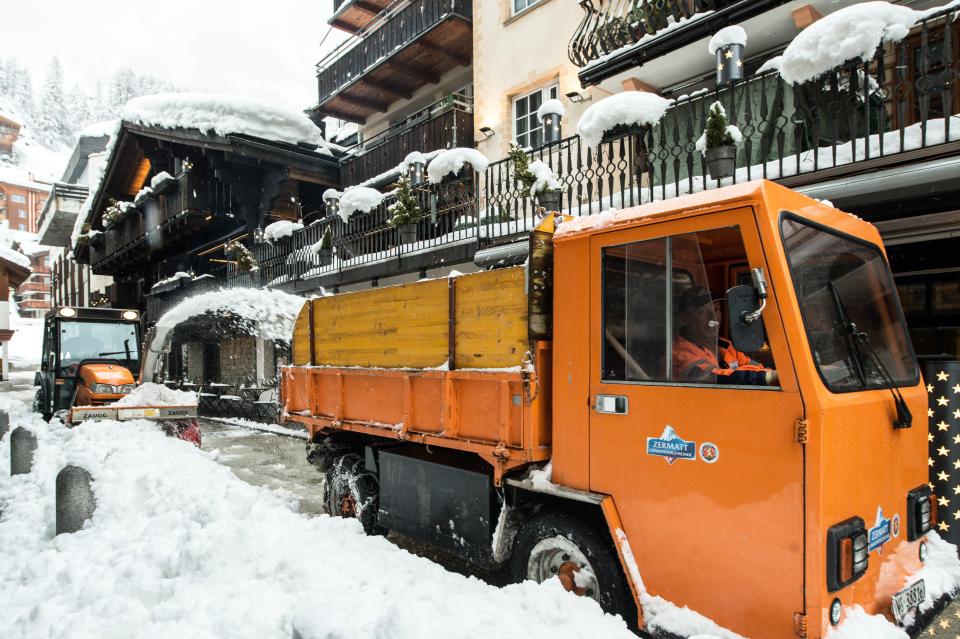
<box><xmin>0</xmin><ymin>394</ymin><xmax>637</xmax><ymax>639</ymax></box>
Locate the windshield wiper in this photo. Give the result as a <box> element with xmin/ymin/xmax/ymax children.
<box><xmin>828</xmin><ymin>282</ymin><xmax>912</xmax><ymax>429</ymax></box>
<box><xmin>827</xmin><ymin>282</ymin><xmax>867</xmax><ymax>386</ymax></box>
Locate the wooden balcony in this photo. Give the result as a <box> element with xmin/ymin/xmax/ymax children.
<box><xmin>341</xmin><ymin>95</ymin><xmax>473</xmax><ymax>186</ymax></box>
<box><xmin>90</xmin><ymin>172</ymin><xmax>236</xmax><ymax>273</ymax></box>
<box><xmin>570</xmin><ymin>0</ymin><xmax>790</xmax><ymax>86</ymax></box>
<box><xmin>311</xmin><ymin>0</ymin><xmax>472</xmax><ymax>124</ymax></box>
<box><xmin>330</xmin><ymin>0</ymin><xmax>394</xmax><ymax>34</ymax></box>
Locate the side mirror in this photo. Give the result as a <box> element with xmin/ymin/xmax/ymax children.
<box><xmin>727</xmin><ymin>285</ymin><xmax>765</xmax><ymax>352</ymax></box>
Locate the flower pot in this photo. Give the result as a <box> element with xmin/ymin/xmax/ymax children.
<box><xmin>705</xmin><ymin>145</ymin><xmax>736</xmax><ymax>180</ymax></box>
<box><xmin>398</xmin><ymin>223</ymin><xmax>418</xmax><ymax>246</ymax></box>
<box><xmin>535</xmin><ymin>189</ymin><xmax>562</xmax><ymax>212</ymax></box>
<box><xmin>318</xmin><ymin>248</ymin><xmax>333</xmax><ymax>266</ymax></box>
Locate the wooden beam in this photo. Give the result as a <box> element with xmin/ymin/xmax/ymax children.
<box><xmin>311</xmin><ymin>105</ymin><xmax>363</xmax><ymax>123</ymax></box>
<box><xmin>385</xmin><ymin>59</ymin><xmax>440</xmax><ymax>85</ymax></box>
<box><xmin>363</xmin><ymin>78</ymin><xmax>413</xmax><ymax>101</ymax></box>
<box><xmin>352</xmin><ymin>0</ymin><xmax>382</xmax><ymax>16</ymax></box>
<box><xmin>329</xmin><ymin>18</ymin><xmax>361</xmax><ymax>34</ymax></box>
<box><xmin>413</xmin><ymin>40</ymin><xmax>470</xmax><ymax>67</ymax></box>
<box><xmin>335</xmin><ymin>92</ymin><xmax>389</xmax><ymax>113</ymax></box>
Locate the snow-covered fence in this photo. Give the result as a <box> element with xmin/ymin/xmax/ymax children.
<box><xmin>55</xmin><ymin>465</ymin><xmax>96</xmax><ymax>535</ymax></box>
<box><xmin>10</xmin><ymin>427</ymin><xmax>37</xmax><ymax>476</ymax></box>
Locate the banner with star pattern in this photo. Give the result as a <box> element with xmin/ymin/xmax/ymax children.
<box><xmin>926</xmin><ymin>361</ymin><xmax>960</xmax><ymax>549</ymax></box>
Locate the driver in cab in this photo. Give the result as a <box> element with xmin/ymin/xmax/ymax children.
<box><xmin>673</xmin><ymin>286</ymin><xmax>778</xmax><ymax>386</ymax></box>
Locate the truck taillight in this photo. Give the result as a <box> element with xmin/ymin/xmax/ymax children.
<box><xmin>907</xmin><ymin>485</ymin><xmax>935</xmax><ymax>541</ymax></box>
<box><xmin>827</xmin><ymin>517</ymin><xmax>868</xmax><ymax>592</ymax></box>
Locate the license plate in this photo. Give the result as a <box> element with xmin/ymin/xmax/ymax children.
<box><xmin>118</xmin><ymin>407</ymin><xmax>160</xmax><ymax>420</ymax></box>
<box><xmin>891</xmin><ymin>579</ymin><xmax>925</xmax><ymax>624</ymax></box>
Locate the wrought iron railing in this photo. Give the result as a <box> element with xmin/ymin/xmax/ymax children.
<box><xmin>316</xmin><ymin>0</ymin><xmax>472</xmax><ymax>106</ymax></box>
<box><xmin>569</xmin><ymin>0</ymin><xmax>732</xmax><ymax>68</ymax></box>
<box><xmin>341</xmin><ymin>96</ymin><xmax>474</xmax><ymax>185</ymax></box>
<box><xmin>254</xmin><ymin>6</ymin><xmax>958</xmax><ymax>288</ymax></box>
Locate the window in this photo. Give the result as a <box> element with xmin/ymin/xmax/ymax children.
<box><xmin>18</xmin><ymin>209</ymin><xmax>26</xmax><ymax>218</ymax></box>
<box><xmin>781</xmin><ymin>215</ymin><xmax>918</xmax><ymax>392</ymax></box>
<box><xmin>0</xmin><ymin>192</ymin><xmax>6</xmax><ymax>201</ymax></box>
<box><xmin>512</xmin><ymin>0</ymin><xmax>542</xmax><ymax>15</ymax></box>
<box><xmin>513</xmin><ymin>84</ymin><xmax>558</xmax><ymax>149</ymax></box>
<box><xmin>601</xmin><ymin>226</ymin><xmax>775</xmax><ymax>386</ymax></box>
<box><xmin>18</xmin><ymin>223</ymin><xmax>25</xmax><ymax>231</ymax></box>
<box><xmin>10</xmin><ymin>194</ymin><xmax>25</xmax><ymax>203</ymax></box>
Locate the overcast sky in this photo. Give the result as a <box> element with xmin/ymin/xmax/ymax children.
<box><xmin>2</xmin><ymin>1</ymin><xmax>351</xmax><ymax>110</ymax></box>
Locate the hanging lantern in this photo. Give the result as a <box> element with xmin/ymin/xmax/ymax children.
<box><xmin>324</xmin><ymin>189</ymin><xmax>342</xmax><ymax>219</ymax></box>
<box><xmin>408</xmin><ymin>159</ymin><xmax>426</xmax><ymax>186</ymax></box>
<box><xmin>541</xmin><ymin>111</ymin><xmax>562</xmax><ymax>145</ymax></box>
<box><xmin>253</xmin><ymin>227</ymin><xmax>265</xmax><ymax>244</ymax></box>
<box><xmin>716</xmin><ymin>43</ymin><xmax>744</xmax><ymax>85</ymax></box>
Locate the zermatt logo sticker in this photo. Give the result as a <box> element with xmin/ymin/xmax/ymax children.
<box><xmin>647</xmin><ymin>426</ymin><xmax>696</xmax><ymax>464</ymax></box>
<box><xmin>868</xmin><ymin>506</ymin><xmax>892</xmax><ymax>554</ymax></box>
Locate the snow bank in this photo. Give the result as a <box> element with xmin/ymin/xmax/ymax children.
<box><xmin>576</xmin><ymin>91</ymin><xmax>672</xmax><ymax>148</ymax></box>
<box><xmin>707</xmin><ymin>25</ymin><xmax>747</xmax><ymax>55</ymax></box>
<box><xmin>110</xmin><ymin>383</ymin><xmax>197</xmax><ymax>407</ymax></box>
<box><xmin>537</xmin><ymin>99</ymin><xmax>565</xmax><ymax>121</ymax></box>
<box><xmin>121</xmin><ymin>93</ymin><xmax>327</xmax><ymax>147</ymax></box>
<box><xmin>0</xmin><ymin>398</ymin><xmax>636</xmax><ymax>639</ymax></box>
<box><xmin>427</xmin><ymin>148</ymin><xmax>490</xmax><ymax>184</ymax></box>
<box><xmin>7</xmin><ymin>310</ymin><xmax>43</xmax><ymax>369</ymax></box>
<box><xmin>263</xmin><ymin>220</ymin><xmax>304</xmax><ymax>243</ymax></box>
<box><xmin>338</xmin><ymin>186</ymin><xmax>386</xmax><ymax>222</ymax></box>
<box><xmin>778</xmin><ymin>2</ymin><xmax>921</xmax><ymax>85</ymax></box>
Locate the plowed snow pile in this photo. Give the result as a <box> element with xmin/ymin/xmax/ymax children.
<box><xmin>0</xmin><ymin>398</ymin><xmax>634</xmax><ymax>639</ymax></box>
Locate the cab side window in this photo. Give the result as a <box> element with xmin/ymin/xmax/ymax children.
<box><xmin>601</xmin><ymin>226</ymin><xmax>776</xmax><ymax>386</ymax></box>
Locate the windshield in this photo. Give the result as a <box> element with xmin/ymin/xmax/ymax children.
<box><xmin>781</xmin><ymin>215</ymin><xmax>918</xmax><ymax>392</ymax></box>
<box><xmin>59</xmin><ymin>320</ymin><xmax>140</xmax><ymax>375</ymax></box>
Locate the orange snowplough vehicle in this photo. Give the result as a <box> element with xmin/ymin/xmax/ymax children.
<box><xmin>281</xmin><ymin>181</ymin><xmax>947</xmax><ymax>638</ymax></box>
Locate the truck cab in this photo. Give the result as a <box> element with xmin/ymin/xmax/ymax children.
<box><xmin>34</xmin><ymin>306</ymin><xmax>142</xmax><ymax>420</ymax></box>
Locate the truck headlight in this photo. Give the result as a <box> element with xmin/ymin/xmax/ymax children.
<box><xmin>91</xmin><ymin>383</ymin><xmax>115</xmax><ymax>394</ymax></box>
<box><xmin>120</xmin><ymin>384</ymin><xmax>135</xmax><ymax>393</ymax></box>
<box><xmin>827</xmin><ymin>517</ymin><xmax>868</xmax><ymax>592</ymax></box>
<box><xmin>907</xmin><ymin>485</ymin><xmax>936</xmax><ymax>541</ymax></box>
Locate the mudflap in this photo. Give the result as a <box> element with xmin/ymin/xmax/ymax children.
<box><xmin>159</xmin><ymin>419</ymin><xmax>201</xmax><ymax>448</ymax></box>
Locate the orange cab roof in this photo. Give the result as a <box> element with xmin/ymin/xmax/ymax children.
<box><xmin>553</xmin><ymin>180</ymin><xmax>864</xmax><ymax>242</ymax></box>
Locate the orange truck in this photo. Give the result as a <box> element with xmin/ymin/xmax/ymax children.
<box><xmin>280</xmin><ymin>181</ymin><xmax>949</xmax><ymax>638</ymax></box>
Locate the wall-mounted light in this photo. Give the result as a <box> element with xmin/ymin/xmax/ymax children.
<box><xmin>565</xmin><ymin>91</ymin><xmax>591</xmax><ymax>104</ymax></box>
<box><xmin>479</xmin><ymin>126</ymin><xmax>495</xmax><ymax>139</ymax></box>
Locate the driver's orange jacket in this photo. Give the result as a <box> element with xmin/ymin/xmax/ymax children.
<box><xmin>673</xmin><ymin>337</ymin><xmax>767</xmax><ymax>384</ymax></box>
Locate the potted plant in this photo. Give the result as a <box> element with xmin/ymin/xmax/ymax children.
<box><xmin>314</xmin><ymin>226</ymin><xmax>333</xmax><ymax>266</ymax></box>
<box><xmin>697</xmin><ymin>101</ymin><xmax>742</xmax><ymax>180</ymax></box>
<box><xmin>509</xmin><ymin>143</ymin><xmax>562</xmax><ymax>212</ymax></box>
<box><xmin>387</xmin><ymin>175</ymin><xmax>423</xmax><ymax>246</ymax></box>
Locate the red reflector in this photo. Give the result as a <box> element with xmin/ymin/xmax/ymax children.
<box><xmin>839</xmin><ymin>537</ymin><xmax>853</xmax><ymax>583</ymax></box>
<box><xmin>930</xmin><ymin>495</ymin><xmax>938</xmax><ymax>528</ymax></box>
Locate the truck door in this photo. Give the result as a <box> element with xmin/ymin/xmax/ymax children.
<box><xmin>588</xmin><ymin>208</ymin><xmax>805</xmax><ymax>639</ymax></box>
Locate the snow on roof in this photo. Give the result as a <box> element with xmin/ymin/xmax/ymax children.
<box><xmin>707</xmin><ymin>25</ymin><xmax>747</xmax><ymax>55</ymax></box>
<box><xmin>263</xmin><ymin>219</ymin><xmax>304</xmax><ymax>243</ymax></box>
<box><xmin>536</xmin><ymin>99</ymin><xmax>565</xmax><ymax>122</ymax></box>
<box><xmin>576</xmin><ymin>91</ymin><xmax>672</xmax><ymax>148</ymax></box>
<box><xmin>0</xmin><ymin>401</ymin><xmax>640</xmax><ymax>639</ymax></box>
<box><xmin>778</xmin><ymin>2</ymin><xmax>923</xmax><ymax>85</ymax></box>
<box><xmin>120</xmin><ymin>93</ymin><xmax>328</xmax><ymax>147</ymax></box>
<box><xmin>338</xmin><ymin>186</ymin><xmax>386</xmax><ymax>222</ymax></box>
<box><xmin>427</xmin><ymin>148</ymin><xmax>490</xmax><ymax>184</ymax></box>
<box><xmin>0</xmin><ymin>244</ymin><xmax>30</xmax><ymax>270</ymax></box>
<box><xmin>76</xmin><ymin>119</ymin><xmax>118</xmax><ymax>139</ymax></box>
<box><xmin>0</xmin><ymin>164</ymin><xmax>52</xmax><ymax>192</ymax></box>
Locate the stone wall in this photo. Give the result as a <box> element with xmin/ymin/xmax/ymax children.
<box><xmin>219</xmin><ymin>336</ymin><xmax>257</xmax><ymax>385</ymax></box>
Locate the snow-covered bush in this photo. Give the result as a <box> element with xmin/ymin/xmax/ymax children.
<box><xmin>311</xmin><ymin>226</ymin><xmax>333</xmax><ymax>254</ymax></box>
<box><xmin>101</xmin><ymin>199</ymin><xmax>135</xmax><ymax>228</ymax></box>
<box><xmin>576</xmin><ymin>91</ymin><xmax>672</xmax><ymax>148</ymax></box>
<box><xmin>508</xmin><ymin>144</ymin><xmax>561</xmax><ymax>198</ymax></box>
<box><xmin>695</xmin><ymin>102</ymin><xmax>742</xmax><ymax>154</ymax></box>
<box><xmin>427</xmin><ymin>147</ymin><xmax>490</xmax><ymax>184</ymax></box>
<box><xmin>263</xmin><ymin>219</ymin><xmax>304</xmax><ymax>244</ymax></box>
<box><xmin>338</xmin><ymin>186</ymin><xmax>386</xmax><ymax>223</ymax></box>
<box><xmin>387</xmin><ymin>175</ymin><xmax>424</xmax><ymax>227</ymax></box>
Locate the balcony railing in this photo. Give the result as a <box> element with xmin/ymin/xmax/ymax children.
<box><xmin>252</xmin><ymin>6</ymin><xmax>958</xmax><ymax>289</ymax></box>
<box><xmin>315</xmin><ymin>0</ymin><xmax>472</xmax><ymax>120</ymax></box>
<box><xmin>569</xmin><ymin>0</ymin><xmax>788</xmax><ymax>83</ymax></box>
<box><xmin>341</xmin><ymin>95</ymin><xmax>474</xmax><ymax>185</ymax></box>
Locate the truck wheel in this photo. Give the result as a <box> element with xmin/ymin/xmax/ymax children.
<box><xmin>324</xmin><ymin>453</ymin><xmax>384</xmax><ymax>536</ymax></box>
<box><xmin>510</xmin><ymin>511</ymin><xmax>637</xmax><ymax>628</ymax></box>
